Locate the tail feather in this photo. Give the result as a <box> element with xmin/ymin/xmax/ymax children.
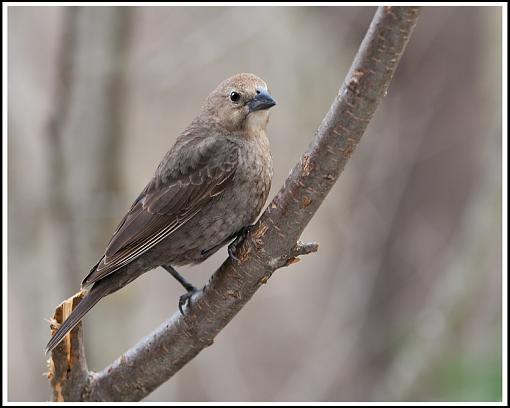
<box><xmin>45</xmin><ymin>283</ymin><xmax>109</xmax><ymax>354</ymax></box>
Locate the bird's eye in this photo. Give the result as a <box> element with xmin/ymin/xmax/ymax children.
<box><xmin>230</xmin><ymin>91</ymin><xmax>241</xmax><ymax>102</ymax></box>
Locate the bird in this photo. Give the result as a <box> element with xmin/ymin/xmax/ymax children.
<box><xmin>45</xmin><ymin>73</ymin><xmax>276</xmax><ymax>353</ymax></box>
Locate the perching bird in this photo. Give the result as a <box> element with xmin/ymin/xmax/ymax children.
<box><xmin>46</xmin><ymin>73</ymin><xmax>276</xmax><ymax>353</ymax></box>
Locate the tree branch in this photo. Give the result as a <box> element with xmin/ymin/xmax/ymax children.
<box><xmin>48</xmin><ymin>6</ymin><xmax>420</xmax><ymax>401</ymax></box>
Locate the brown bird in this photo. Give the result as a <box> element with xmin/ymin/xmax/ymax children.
<box><xmin>46</xmin><ymin>73</ymin><xmax>276</xmax><ymax>353</ymax></box>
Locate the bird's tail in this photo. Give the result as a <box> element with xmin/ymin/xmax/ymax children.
<box><xmin>45</xmin><ymin>282</ymin><xmax>109</xmax><ymax>354</ymax></box>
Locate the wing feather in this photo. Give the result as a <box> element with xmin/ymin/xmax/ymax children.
<box><xmin>82</xmin><ymin>137</ymin><xmax>239</xmax><ymax>287</ymax></box>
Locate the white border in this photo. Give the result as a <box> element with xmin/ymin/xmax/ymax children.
<box><xmin>2</xmin><ymin>2</ymin><xmax>507</xmax><ymax>406</ymax></box>
<box><xmin>1</xmin><ymin>2</ymin><xmax>509</xmax><ymax>7</ymax></box>
<box><xmin>3</xmin><ymin>2</ymin><xmax>9</xmax><ymax>406</ymax></box>
<box><xmin>501</xmin><ymin>3</ymin><xmax>508</xmax><ymax>406</ymax></box>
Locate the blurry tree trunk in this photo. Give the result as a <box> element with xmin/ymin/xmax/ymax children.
<box><xmin>46</xmin><ymin>7</ymin><xmax>79</xmax><ymax>295</ymax></box>
<box><xmin>47</xmin><ymin>6</ymin><xmax>420</xmax><ymax>402</ymax></box>
<box><xmin>46</xmin><ymin>7</ymin><xmax>132</xmax><ymax>292</ymax></box>
<box><xmin>337</xmin><ymin>7</ymin><xmax>487</xmax><ymax>400</ymax></box>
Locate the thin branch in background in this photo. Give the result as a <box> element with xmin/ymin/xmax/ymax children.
<box><xmin>45</xmin><ymin>7</ymin><xmax>79</xmax><ymax>293</ymax></box>
<box><xmin>47</xmin><ymin>6</ymin><xmax>421</xmax><ymax>402</ymax></box>
<box><xmin>62</xmin><ymin>6</ymin><xmax>133</xmax><ymax>273</ymax></box>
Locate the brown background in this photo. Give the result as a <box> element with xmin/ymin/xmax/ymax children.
<box><xmin>8</xmin><ymin>6</ymin><xmax>502</xmax><ymax>402</ymax></box>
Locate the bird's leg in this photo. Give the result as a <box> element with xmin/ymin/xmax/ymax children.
<box><xmin>163</xmin><ymin>264</ymin><xmax>195</xmax><ymax>292</ymax></box>
<box><xmin>228</xmin><ymin>224</ymin><xmax>255</xmax><ymax>262</ymax></box>
<box><xmin>162</xmin><ymin>265</ymin><xmax>198</xmax><ymax>315</ymax></box>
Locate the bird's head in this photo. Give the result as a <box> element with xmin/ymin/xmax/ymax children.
<box><xmin>202</xmin><ymin>73</ymin><xmax>276</xmax><ymax>133</ymax></box>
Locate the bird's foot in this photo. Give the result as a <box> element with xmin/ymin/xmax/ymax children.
<box><xmin>228</xmin><ymin>225</ymin><xmax>255</xmax><ymax>263</ymax></box>
<box><xmin>179</xmin><ymin>286</ymin><xmax>199</xmax><ymax>315</ymax></box>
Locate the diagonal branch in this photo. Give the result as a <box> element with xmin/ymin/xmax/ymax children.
<box><xmin>49</xmin><ymin>6</ymin><xmax>421</xmax><ymax>401</ymax></box>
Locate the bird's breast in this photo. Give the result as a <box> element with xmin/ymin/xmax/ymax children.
<box><xmin>234</xmin><ymin>131</ymin><xmax>273</xmax><ymax>215</ymax></box>
<box><xmin>154</xmin><ymin>132</ymin><xmax>273</xmax><ymax>266</ymax></box>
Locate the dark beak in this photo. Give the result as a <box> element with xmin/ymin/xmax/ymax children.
<box><xmin>248</xmin><ymin>89</ymin><xmax>276</xmax><ymax>112</ymax></box>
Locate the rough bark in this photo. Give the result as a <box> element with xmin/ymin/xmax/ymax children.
<box><xmin>48</xmin><ymin>6</ymin><xmax>421</xmax><ymax>401</ymax></box>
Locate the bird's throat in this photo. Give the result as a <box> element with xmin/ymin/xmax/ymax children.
<box><xmin>244</xmin><ymin>110</ymin><xmax>270</xmax><ymax>134</ymax></box>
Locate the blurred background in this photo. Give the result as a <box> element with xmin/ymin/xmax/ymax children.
<box><xmin>7</xmin><ymin>6</ymin><xmax>503</xmax><ymax>402</ymax></box>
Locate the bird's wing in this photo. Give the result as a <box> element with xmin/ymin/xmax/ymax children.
<box><xmin>82</xmin><ymin>137</ymin><xmax>239</xmax><ymax>287</ymax></box>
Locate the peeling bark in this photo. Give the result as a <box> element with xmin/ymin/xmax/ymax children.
<box><xmin>47</xmin><ymin>291</ymin><xmax>90</xmax><ymax>402</ymax></box>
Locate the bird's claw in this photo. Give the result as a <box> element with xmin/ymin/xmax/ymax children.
<box><xmin>179</xmin><ymin>287</ymin><xmax>198</xmax><ymax>315</ymax></box>
<box><xmin>228</xmin><ymin>244</ymin><xmax>241</xmax><ymax>262</ymax></box>
<box><xmin>228</xmin><ymin>225</ymin><xmax>254</xmax><ymax>263</ymax></box>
